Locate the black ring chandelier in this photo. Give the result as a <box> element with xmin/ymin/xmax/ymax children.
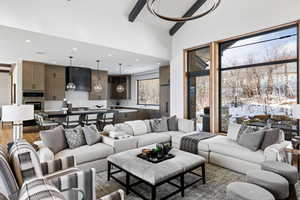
<box><xmin>146</xmin><ymin>0</ymin><xmax>221</xmax><ymax>22</ymax></box>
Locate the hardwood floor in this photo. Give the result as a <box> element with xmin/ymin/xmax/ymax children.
<box><xmin>0</xmin><ymin>123</ymin><xmax>39</xmax><ymax>147</ymax></box>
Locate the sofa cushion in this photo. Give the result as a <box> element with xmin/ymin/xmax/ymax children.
<box><xmin>209</xmin><ymin>136</ymin><xmax>265</xmax><ymax>164</ymax></box>
<box><xmin>150</xmin><ymin>118</ymin><xmax>168</xmax><ymax>132</ymax></box>
<box><xmin>125</xmin><ymin>120</ymin><xmax>148</xmax><ymax>136</ymax></box>
<box><xmin>55</xmin><ymin>143</ymin><xmax>114</xmax><ymax>164</ymax></box>
<box><xmin>82</xmin><ymin>124</ymin><xmax>102</xmax><ymax>146</ymax></box>
<box><xmin>237</xmin><ymin>129</ymin><xmax>265</xmax><ymax>151</ymax></box>
<box><xmin>260</xmin><ymin>129</ymin><xmax>280</xmax><ymax>150</ymax></box>
<box><xmin>115</xmin><ymin>123</ymin><xmax>134</xmax><ymax>136</ymax></box>
<box><xmin>227</xmin><ymin>122</ymin><xmax>243</xmax><ymax>141</ymax></box>
<box><xmin>136</xmin><ymin>133</ymin><xmax>171</xmax><ymax>147</ymax></box>
<box><xmin>167</xmin><ymin>116</ymin><xmax>178</xmax><ymax>131</ymax></box>
<box><xmin>178</xmin><ymin>119</ymin><xmax>194</xmax><ymax>133</ymax></box>
<box><xmin>40</xmin><ymin>126</ymin><xmax>68</xmax><ymax>154</ymax></box>
<box><xmin>144</xmin><ymin>120</ymin><xmax>152</xmax><ymax>133</ymax></box>
<box><xmin>64</xmin><ymin>126</ymin><xmax>87</xmax><ymax>149</ymax></box>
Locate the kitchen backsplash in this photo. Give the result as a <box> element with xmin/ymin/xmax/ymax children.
<box><xmin>44</xmin><ymin>91</ymin><xmax>107</xmax><ymax>111</ymax></box>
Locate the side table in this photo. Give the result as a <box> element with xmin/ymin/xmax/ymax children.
<box><xmin>102</xmin><ymin>135</ymin><xmax>138</xmax><ymax>153</ymax></box>
<box><xmin>284</xmin><ymin>145</ymin><xmax>300</xmax><ymax>178</ymax></box>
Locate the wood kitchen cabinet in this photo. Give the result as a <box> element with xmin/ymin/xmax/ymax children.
<box><xmin>89</xmin><ymin>70</ymin><xmax>108</xmax><ymax>100</ymax></box>
<box><xmin>22</xmin><ymin>61</ymin><xmax>45</xmax><ymax>91</ymax></box>
<box><xmin>109</xmin><ymin>75</ymin><xmax>131</xmax><ymax>100</ymax></box>
<box><xmin>45</xmin><ymin>65</ymin><xmax>65</xmax><ymax>100</ymax></box>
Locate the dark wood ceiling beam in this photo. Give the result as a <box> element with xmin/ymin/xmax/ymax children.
<box><xmin>128</xmin><ymin>0</ymin><xmax>147</xmax><ymax>22</ymax></box>
<box><xmin>169</xmin><ymin>0</ymin><xmax>207</xmax><ymax>36</ymax></box>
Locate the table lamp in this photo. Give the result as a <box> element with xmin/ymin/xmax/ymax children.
<box><xmin>1</xmin><ymin>104</ymin><xmax>34</xmax><ymax>141</ymax></box>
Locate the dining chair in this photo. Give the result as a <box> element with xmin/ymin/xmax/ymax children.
<box><xmin>35</xmin><ymin>114</ymin><xmax>59</xmax><ymax>130</ymax></box>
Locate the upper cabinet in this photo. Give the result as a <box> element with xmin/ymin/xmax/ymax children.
<box><xmin>89</xmin><ymin>70</ymin><xmax>108</xmax><ymax>100</ymax></box>
<box><xmin>22</xmin><ymin>61</ymin><xmax>45</xmax><ymax>91</ymax></box>
<box><xmin>45</xmin><ymin>65</ymin><xmax>65</xmax><ymax>100</ymax></box>
<box><xmin>159</xmin><ymin>65</ymin><xmax>170</xmax><ymax>86</ymax></box>
<box><xmin>109</xmin><ymin>75</ymin><xmax>131</xmax><ymax>100</ymax></box>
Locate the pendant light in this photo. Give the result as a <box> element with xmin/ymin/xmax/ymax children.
<box><xmin>66</xmin><ymin>56</ymin><xmax>76</xmax><ymax>91</ymax></box>
<box><xmin>116</xmin><ymin>63</ymin><xmax>125</xmax><ymax>93</ymax></box>
<box><xmin>94</xmin><ymin>60</ymin><xmax>103</xmax><ymax>92</ymax></box>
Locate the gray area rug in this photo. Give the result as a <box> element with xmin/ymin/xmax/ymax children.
<box><xmin>95</xmin><ymin>163</ymin><xmax>300</xmax><ymax>200</ymax></box>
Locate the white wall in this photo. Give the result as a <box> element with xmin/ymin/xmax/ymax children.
<box><xmin>12</xmin><ymin>61</ymin><xmax>22</xmax><ymax>104</ymax></box>
<box><xmin>0</xmin><ymin>0</ymin><xmax>171</xmax><ymax>60</ymax></box>
<box><xmin>44</xmin><ymin>91</ymin><xmax>107</xmax><ymax>111</ymax></box>
<box><xmin>0</xmin><ymin>72</ymin><xmax>11</xmax><ymax>106</ymax></box>
<box><xmin>170</xmin><ymin>0</ymin><xmax>300</xmax><ymax>118</ymax></box>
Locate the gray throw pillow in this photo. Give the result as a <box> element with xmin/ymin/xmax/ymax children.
<box><xmin>237</xmin><ymin>129</ymin><xmax>265</xmax><ymax>151</ymax></box>
<box><xmin>260</xmin><ymin>128</ymin><xmax>280</xmax><ymax>150</ymax></box>
<box><xmin>40</xmin><ymin>126</ymin><xmax>68</xmax><ymax>154</ymax></box>
<box><xmin>64</xmin><ymin>126</ymin><xmax>87</xmax><ymax>149</ymax></box>
<box><xmin>82</xmin><ymin>125</ymin><xmax>101</xmax><ymax>146</ymax></box>
<box><xmin>168</xmin><ymin>115</ymin><xmax>178</xmax><ymax>131</ymax></box>
<box><xmin>150</xmin><ymin>118</ymin><xmax>168</xmax><ymax>132</ymax></box>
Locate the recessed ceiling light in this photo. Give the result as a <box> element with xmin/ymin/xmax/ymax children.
<box><xmin>72</xmin><ymin>47</ymin><xmax>77</xmax><ymax>51</ymax></box>
<box><xmin>136</xmin><ymin>59</ymin><xmax>139</xmax><ymax>62</ymax></box>
<box><xmin>25</xmin><ymin>39</ymin><xmax>31</xmax><ymax>43</ymax></box>
<box><xmin>108</xmin><ymin>54</ymin><xmax>112</xmax><ymax>57</ymax></box>
<box><xmin>52</xmin><ymin>61</ymin><xmax>57</xmax><ymax>64</ymax></box>
<box><xmin>157</xmin><ymin>62</ymin><xmax>161</xmax><ymax>65</ymax></box>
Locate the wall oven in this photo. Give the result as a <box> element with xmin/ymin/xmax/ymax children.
<box><xmin>23</xmin><ymin>92</ymin><xmax>44</xmax><ymax>112</ymax></box>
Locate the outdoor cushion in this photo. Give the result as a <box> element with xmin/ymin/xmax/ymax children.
<box><xmin>136</xmin><ymin>133</ymin><xmax>171</xmax><ymax>147</ymax></box>
<box><xmin>144</xmin><ymin>120</ymin><xmax>152</xmax><ymax>133</ymax></box>
<box><xmin>226</xmin><ymin>182</ymin><xmax>275</xmax><ymax>200</ymax></box>
<box><xmin>55</xmin><ymin>143</ymin><xmax>114</xmax><ymax>164</ymax></box>
<box><xmin>261</xmin><ymin>161</ymin><xmax>298</xmax><ymax>184</ymax></box>
<box><xmin>246</xmin><ymin>170</ymin><xmax>289</xmax><ymax>199</ymax></box>
<box><xmin>64</xmin><ymin>126</ymin><xmax>87</xmax><ymax>149</ymax></box>
<box><xmin>178</xmin><ymin>119</ymin><xmax>194</xmax><ymax>133</ymax></box>
<box><xmin>150</xmin><ymin>118</ymin><xmax>169</xmax><ymax>132</ymax></box>
<box><xmin>260</xmin><ymin>129</ymin><xmax>280</xmax><ymax>150</ymax></box>
<box><xmin>167</xmin><ymin>115</ymin><xmax>178</xmax><ymax>131</ymax></box>
<box><xmin>209</xmin><ymin>137</ymin><xmax>264</xmax><ymax>164</ymax></box>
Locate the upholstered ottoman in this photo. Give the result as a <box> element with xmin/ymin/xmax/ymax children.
<box><xmin>261</xmin><ymin>161</ymin><xmax>298</xmax><ymax>185</ymax></box>
<box><xmin>246</xmin><ymin>170</ymin><xmax>289</xmax><ymax>199</ymax></box>
<box><xmin>226</xmin><ymin>182</ymin><xmax>275</xmax><ymax>200</ymax></box>
<box><xmin>261</xmin><ymin>161</ymin><xmax>298</xmax><ymax>200</ymax></box>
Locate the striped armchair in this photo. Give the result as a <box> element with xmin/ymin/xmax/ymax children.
<box><xmin>1</xmin><ymin>140</ymin><xmax>124</xmax><ymax>200</ymax></box>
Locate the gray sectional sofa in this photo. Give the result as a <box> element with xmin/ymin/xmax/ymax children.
<box><xmin>37</xmin><ymin>119</ymin><xmax>289</xmax><ymax>174</ymax></box>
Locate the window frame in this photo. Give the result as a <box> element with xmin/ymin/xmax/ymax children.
<box><xmin>218</xmin><ymin>24</ymin><xmax>300</xmax><ymax>133</ymax></box>
<box><xmin>186</xmin><ymin>46</ymin><xmax>211</xmax><ymax>120</ymax></box>
<box><xmin>137</xmin><ymin>78</ymin><xmax>160</xmax><ymax>106</ymax></box>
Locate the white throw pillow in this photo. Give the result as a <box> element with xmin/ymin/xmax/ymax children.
<box><xmin>227</xmin><ymin>122</ymin><xmax>242</xmax><ymax>141</ymax></box>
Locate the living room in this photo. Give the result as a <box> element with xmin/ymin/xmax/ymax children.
<box><xmin>0</xmin><ymin>0</ymin><xmax>300</xmax><ymax>200</ymax></box>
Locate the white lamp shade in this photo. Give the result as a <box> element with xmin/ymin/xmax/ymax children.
<box><xmin>2</xmin><ymin>104</ymin><xmax>34</xmax><ymax>122</ymax></box>
<box><xmin>292</xmin><ymin>104</ymin><xmax>300</xmax><ymax>119</ymax></box>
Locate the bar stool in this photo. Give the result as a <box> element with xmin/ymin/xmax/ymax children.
<box><xmin>97</xmin><ymin>111</ymin><xmax>116</xmax><ymax>131</ymax></box>
<box><xmin>35</xmin><ymin>114</ymin><xmax>59</xmax><ymax>130</ymax></box>
<box><xmin>63</xmin><ymin>115</ymin><xmax>81</xmax><ymax>128</ymax></box>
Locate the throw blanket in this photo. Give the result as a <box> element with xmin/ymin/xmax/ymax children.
<box><xmin>180</xmin><ymin>132</ymin><xmax>217</xmax><ymax>154</ymax></box>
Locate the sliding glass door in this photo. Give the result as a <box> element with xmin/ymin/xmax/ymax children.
<box><xmin>187</xmin><ymin>46</ymin><xmax>211</xmax><ymax>132</ymax></box>
<box><xmin>219</xmin><ymin>25</ymin><xmax>299</xmax><ymax>139</ymax></box>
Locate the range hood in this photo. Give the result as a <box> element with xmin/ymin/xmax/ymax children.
<box><xmin>66</xmin><ymin>67</ymin><xmax>91</xmax><ymax>92</ymax></box>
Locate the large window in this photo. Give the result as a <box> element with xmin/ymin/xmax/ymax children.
<box><xmin>187</xmin><ymin>46</ymin><xmax>211</xmax><ymax>132</ymax></box>
<box><xmin>137</xmin><ymin>78</ymin><xmax>160</xmax><ymax>105</ymax></box>
<box><xmin>219</xmin><ymin>25</ymin><xmax>298</xmax><ymax>139</ymax></box>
